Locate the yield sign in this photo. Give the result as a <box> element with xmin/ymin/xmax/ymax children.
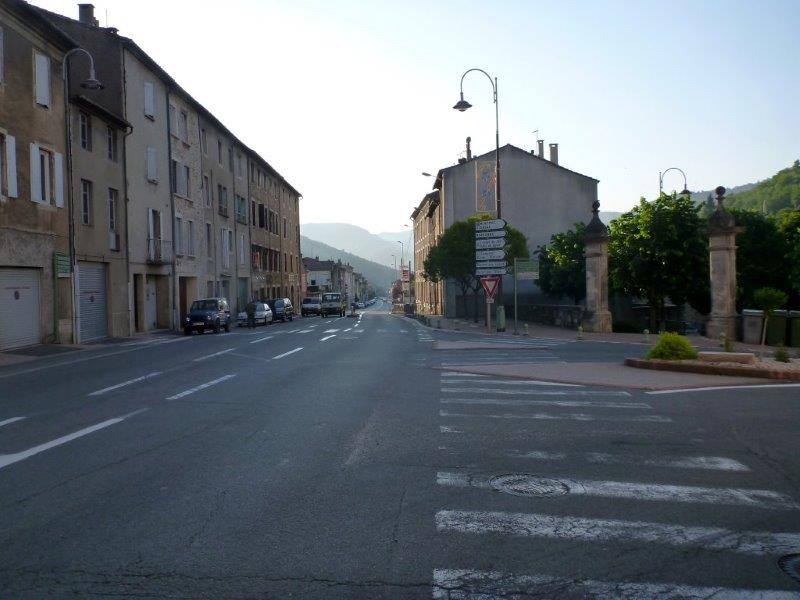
<box><xmin>480</xmin><ymin>276</ymin><xmax>500</xmax><ymax>299</ymax></box>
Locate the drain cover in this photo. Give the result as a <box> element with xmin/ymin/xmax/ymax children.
<box><xmin>779</xmin><ymin>554</ymin><xmax>800</xmax><ymax>584</ymax></box>
<box><xmin>489</xmin><ymin>474</ymin><xmax>570</xmax><ymax>497</ymax></box>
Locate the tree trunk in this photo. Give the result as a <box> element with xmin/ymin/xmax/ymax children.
<box><xmin>473</xmin><ymin>290</ymin><xmax>479</xmax><ymax>323</ymax></box>
<box><xmin>761</xmin><ymin>313</ymin><xmax>769</xmax><ymax>345</ymax></box>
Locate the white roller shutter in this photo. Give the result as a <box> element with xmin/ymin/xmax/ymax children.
<box><xmin>78</xmin><ymin>261</ymin><xmax>108</xmax><ymax>342</ymax></box>
<box><xmin>29</xmin><ymin>143</ymin><xmax>41</xmax><ymax>203</ymax></box>
<box><xmin>54</xmin><ymin>152</ymin><xmax>64</xmax><ymax>207</ymax></box>
<box><xmin>144</xmin><ymin>82</ymin><xmax>155</xmax><ymax>118</ymax></box>
<box><xmin>5</xmin><ymin>135</ymin><xmax>16</xmax><ymax>198</ymax></box>
<box><xmin>34</xmin><ymin>53</ymin><xmax>50</xmax><ymax>106</ymax></box>
<box><xmin>0</xmin><ymin>269</ymin><xmax>40</xmax><ymax>350</ymax></box>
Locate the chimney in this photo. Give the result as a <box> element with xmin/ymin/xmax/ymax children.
<box><xmin>78</xmin><ymin>3</ymin><xmax>98</xmax><ymax>26</ymax></box>
<box><xmin>458</xmin><ymin>158</ymin><xmax>467</xmax><ymax>164</ymax></box>
<box><xmin>466</xmin><ymin>136</ymin><xmax>472</xmax><ymax>161</ymax></box>
<box><xmin>537</xmin><ymin>139</ymin><xmax>545</xmax><ymax>158</ymax></box>
<box><xmin>549</xmin><ymin>143</ymin><xmax>559</xmax><ymax>165</ymax></box>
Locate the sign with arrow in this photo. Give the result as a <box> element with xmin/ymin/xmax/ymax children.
<box><xmin>475</xmin><ymin>237</ymin><xmax>505</xmax><ymax>250</ymax></box>
<box><xmin>476</xmin><ymin>249</ymin><xmax>505</xmax><ymax>260</ymax></box>
<box><xmin>475</xmin><ymin>219</ymin><xmax>506</xmax><ymax>232</ymax></box>
<box><xmin>476</xmin><ymin>260</ymin><xmax>507</xmax><ymax>269</ymax></box>
<box><xmin>475</xmin><ymin>230</ymin><xmax>507</xmax><ymax>239</ymax></box>
<box><xmin>476</xmin><ymin>267</ymin><xmax>508</xmax><ymax>276</ymax></box>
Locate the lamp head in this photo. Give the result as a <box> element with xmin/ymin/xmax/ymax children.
<box><xmin>80</xmin><ymin>77</ymin><xmax>103</xmax><ymax>90</ymax></box>
<box><xmin>680</xmin><ymin>187</ymin><xmax>691</xmax><ymax>197</ymax></box>
<box><xmin>453</xmin><ymin>92</ymin><xmax>472</xmax><ymax>112</ymax></box>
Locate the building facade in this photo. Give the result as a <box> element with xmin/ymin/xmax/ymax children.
<box><xmin>411</xmin><ymin>191</ymin><xmax>444</xmax><ymax>315</ymax></box>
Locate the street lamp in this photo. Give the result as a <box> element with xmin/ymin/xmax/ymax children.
<box><xmin>659</xmin><ymin>167</ymin><xmax>691</xmax><ymax>197</ymax></box>
<box><xmin>397</xmin><ymin>240</ymin><xmax>405</xmax><ymax>307</ymax></box>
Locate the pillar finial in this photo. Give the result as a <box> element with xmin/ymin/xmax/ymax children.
<box><xmin>585</xmin><ymin>200</ymin><xmax>608</xmax><ymax>242</ymax></box>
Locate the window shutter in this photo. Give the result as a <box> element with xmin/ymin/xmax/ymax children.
<box><xmin>34</xmin><ymin>53</ymin><xmax>50</xmax><ymax>106</ymax></box>
<box><xmin>6</xmin><ymin>135</ymin><xmax>17</xmax><ymax>197</ymax></box>
<box><xmin>168</xmin><ymin>105</ymin><xmax>176</xmax><ymax>134</ymax></box>
<box><xmin>29</xmin><ymin>143</ymin><xmax>41</xmax><ymax>203</ymax></box>
<box><xmin>0</xmin><ymin>27</ymin><xmax>4</xmax><ymax>84</ymax></box>
<box><xmin>144</xmin><ymin>82</ymin><xmax>155</xmax><ymax>117</ymax></box>
<box><xmin>146</xmin><ymin>147</ymin><xmax>157</xmax><ymax>181</ymax></box>
<box><xmin>54</xmin><ymin>152</ymin><xmax>64</xmax><ymax>207</ymax></box>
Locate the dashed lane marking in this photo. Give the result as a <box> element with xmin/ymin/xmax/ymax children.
<box><xmin>320</xmin><ymin>335</ymin><xmax>337</xmax><ymax>341</ymax></box>
<box><xmin>323</xmin><ymin>329</ymin><xmax>340</xmax><ymax>333</ymax></box>
<box><xmin>249</xmin><ymin>336</ymin><xmax>274</xmax><ymax>344</ymax></box>
<box><xmin>509</xmin><ymin>450</ymin><xmax>750</xmax><ymax>472</ymax></box>
<box><xmin>441</xmin><ymin>387</ymin><xmax>631</xmax><ymax>397</ymax></box>
<box><xmin>193</xmin><ymin>348</ymin><xmax>235</xmax><ymax>362</ymax></box>
<box><xmin>166</xmin><ymin>374</ymin><xmax>237</xmax><ymax>400</ymax></box>
<box><xmin>88</xmin><ymin>371</ymin><xmax>162</xmax><ymax>396</ymax></box>
<box><xmin>272</xmin><ymin>347</ymin><xmax>303</xmax><ymax>360</ymax></box>
<box><xmin>440</xmin><ymin>397</ymin><xmax>651</xmax><ymax>409</ymax></box>
<box><xmin>0</xmin><ymin>416</ymin><xmax>26</xmax><ymax>429</ymax></box>
<box><xmin>439</xmin><ymin>410</ymin><xmax>672</xmax><ymax>423</ymax></box>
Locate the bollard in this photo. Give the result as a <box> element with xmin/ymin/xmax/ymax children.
<box><xmin>643</xmin><ymin>329</ymin><xmax>650</xmax><ymax>344</ymax></box>
<box><xmin>577</xmin><ymin>325</ymin><xmax>583</xmax><ymax>340</ymax></box>
<box><xmin>523</xmin><ymin>323</ymin><xmax>529</xmax><ymax>337</ymax></box>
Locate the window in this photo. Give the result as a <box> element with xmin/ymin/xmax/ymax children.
<box><xmin>0</xmin><ymin>134</ymin><xmax>18</xmax><ymax>198</ymax></box>
<box><xmin>203</xmin><ymin>175</ymin><xmax>211</xmax><ymax>208</ymax></box>
<box><xmin>80</xmin><ymin>179</ymin><xmax>92</xmax><ymax>225</ymax></box>
<box><xmin>79</xmin><ymin>112</ymin><xmax>91</xmax><ymax>150</ymax></box>
<box><xmin>180</xmin><ymin>110</ymin><xmax>188</xmax><ymax>143</ymax></box>
<box><xmin>221</xmin><ymin>228</ymin><xmax>232</xmax><ymax>269</ymax></box>
<box><xmin>183</xmin><ymin>165</ymin><xmax>190</xmax><ymax>197</ymax></box>
<box><xmin>218</xmin><ymin>184</ymin><xmax>228</xmax><ymax>216</ymax></box>
<box><xmin>187</xmin><ymin>220</ymin><xmax>195</xmax><ymax>256</ymax></box>
<box><xmin>143</xmin><ymin>82</ymin><xmax>155</xmax><ymax>118</ymax></box>
<box><xmin>175</xmin><ymin>216</ymin><xmax>183</xmax><ymax>255</ymax></box>
<box><xmin>171</xmin><ymin>160</ymin><xmax>190</xmax><ymax>197</ymax></box>
<box><xmin>34</xmin><ymin>52</ymin><xmax>50</xmax><ymax>107</ymax></box>
<box><xmin>284</xmin><ymin>252</ymin><xmax>287</xmax><ymax>271</ymax></box>
<box><xmin>106</xmin><ymin>126</ymin><xmax>117</xmax><ymax>161</ymax></box>
<box><xmin>0</xmin><ymin>27</ymin><xmax>4</xmax><ymax>84</ymax></box>
<box><xmin>201</xmin><ymin>128</ymin><xmax>208</xmax><ymax>154</ymax></box>
<box><xmin>30</xmin><ymin>144</ymin><xmax>63</xmax><ymax>206</ymax></box>
<box><xmin>258</xmin><ymin>204</ymin><xmax>265</xmax><ymax>228</ymax></box>
<box><xmin>168</xmin><ymin>105</ymin><xmax>176</xmax><ymax>136</ymax></box>
<box><xmin>236</xmin><ymin>153</ymin><xmax>243</xmax><ymax>178</ymax></box>
<box><xmin>228</xmin><ymin>147</ymin><xmax>234</xmax><ymax>172</ymax></box>
<box><xmin>283</xmin><ymin>217</ymin><xmax>287</xmax><ymax>238</ymax></box>
<box><xmin>146</xmin><ymin>147</ymin><xmax>158</xmax><ymax>182</ymax></box>
<box><xmin>251</xmin><ymin>200</ymin><xmax>256</xmax><ymax>224</ymax></box>
<box><xmin>217</xmin><ymin>139</ymin><xmax>223</xmax><ymax>165</ymax></box>
<box><xmin>108</xmin><ymin>188</ymin><xmax>118</xmax><ymax>231</ymax></box>
<box><xmin>239</xmin><ymin>233</ymin><xmax>245</xmax><ymax>265</ymax></box>
<box><xmin>234</xmin><ymin>194</ymin><xmax>247</xmax><ymax>224</ymax></box>
<box><xmin>206</xmin><ymin>223</ymin><xmax>212</xmax><ymax>258</ymax></box>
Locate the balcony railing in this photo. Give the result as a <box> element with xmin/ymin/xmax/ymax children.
<box><xmin>147</xmin><ymin>237</ymin><xmax>172</xmax><ymax>264</ymax></box>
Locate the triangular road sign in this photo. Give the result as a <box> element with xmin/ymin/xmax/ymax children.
<box><xmin>480</xmin><ymin>276</ymin><xmax>500</xmax><ymax>299</ymax></box>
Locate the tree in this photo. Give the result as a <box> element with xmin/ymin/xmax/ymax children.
<box><xmin>753</xmin><ymin>287</ymin><xmax>788</xmax><ymax>345</ymax></box>
<box><xmin>776</xmin><ymin>209</ymin><xmax>800</xmax><ymax>296</ymax></box>
<box><xmin>608</xmin><ymin>193</ymin><xmax>709</xmax><ymax>330</ymax></box>
<box><xmin>536</xmin><ymin>223</ymin><xmax>586</xmax><ymax>304</ymax></box>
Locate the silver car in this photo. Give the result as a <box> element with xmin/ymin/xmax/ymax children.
<box><xmin>237</xmin><ymin>302</ymin><xmax>273</xmax><ymax>326</ymax></box>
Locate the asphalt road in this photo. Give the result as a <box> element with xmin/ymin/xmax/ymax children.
<box><xmin>1</xmin><ymin>302</ymin><xmax>799</xmax><ymax>598</ymax></box>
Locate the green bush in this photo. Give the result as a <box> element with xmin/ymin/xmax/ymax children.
<box><xmin>774</xmin><ymin>345</ymin><xmax>790</xmax><ymax>363</ymax></box>
<box><xmin>646</xmin><ymin>332</ymin><xmax>698</xmax><ymax>360</ymax></box>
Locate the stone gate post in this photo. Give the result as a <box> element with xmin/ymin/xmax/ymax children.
<box><xmin>584</xmin><ymin>201</ymin><xmax>613</xmax><ymax>333</ymax></box>
<box><xmin>706</xmin><ymin>186</ymin><xmax>739</xmax><ymax>341</ymax></box>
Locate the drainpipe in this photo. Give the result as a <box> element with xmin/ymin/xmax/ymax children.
<box><xmin>62</xmin><ymin>57</ymin><xmax>75</xmax><ymax>345</ymax></box>
<box><xmin>166</xmin><ymin>89</ymin><xmax>177</xmax><ymax>330</ymax></box>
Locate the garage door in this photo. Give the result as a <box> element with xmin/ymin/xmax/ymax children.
<box><xmin>79</xmin><ymin>261</ymin><xmax>108</xmax><ymax>342</ymax></box>
<box><xmin>0</xmin><ymin>268</ymin><xmax>41</xmax><ymax>350</ymax></box>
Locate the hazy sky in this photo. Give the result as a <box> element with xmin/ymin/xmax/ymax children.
<box><xmin>35</xmin><ymin>0</ymin><xmax>800</xmax><ymax>233</ymax></box>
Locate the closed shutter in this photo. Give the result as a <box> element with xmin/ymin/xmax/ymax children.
<box><xmin>144</xmin><ymin>82</ymin><xmax>155</xmax><ymax>117</ymax></box>
<box><xmin>54</xmin><ymin>152</ymin><xmax>64</xmax><ymax>207</ymax></box>
<box><xmin>0</xmin><ymin>269</ymin><xmax>40</xmax><ymax>350</ymax></box>
<box><xmin>34</xmin><ymin>53</ymin><xmax>50</xmax><ymax>106</ymax></box>
<box><xmin>5</xmin><ymin>135</ymin><xmax>16</xmax><ymax>197</ymax></box>
<box><xmin>78</xmin><ymin>262</ymin><xmax>108</xmax><ymax>342</ymax></box>
<box><xmin>29</xmin><ymin>143</ymin><xmax>41</xmax><ymax>203</ymax></box>
<box><xmin>146</xmin><ymin>147</ymin><xmax>157</xmax><ymax>181</ymax></box>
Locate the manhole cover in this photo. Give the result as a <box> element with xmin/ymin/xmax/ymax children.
<box><xmin>489</xmin><ymin>474</ymin><xmax>570</xmax><ymax>497</ymax></box>
<box><xmin>778</xmin><ymin>554</ymin><xmax>800</xmax><ymax>584</ymax></box>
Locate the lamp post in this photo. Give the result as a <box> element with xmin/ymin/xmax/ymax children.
<box><xmin>63</xmin><ymin>47</ymin><xmax>103</xmax><ymax>344</ymax></box>
<box><xmin>658</xmin><ymin>167</ymin><xmax>691</xmax><ymax>197</ymax></box>
<box><xmin>397</xmin><ymin>240</ymin><xmax>405</xmax><ymax>308</ymax></box>
<box><xmin>454</xmin><ymin>67</ymin><xmax>505</xmax><ymax>330</ymax></box>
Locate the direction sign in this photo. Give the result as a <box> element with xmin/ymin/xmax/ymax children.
<box><xmin>515</xmin><ymin>258</ymin><xmax>539</xmax><ymax>281</ymax></box>
<box><xmin>476</xmin><ymin>260</ymin><xmax>507</xmax><ymax>269</ymax></box>
<box><xmin>476</xmin><ymin>249</ymin><xmax>505</xmax><ymax>261</ymax></box>
<box><xmin>475</xmin><ymin>219</ymin><xmax>506</xmax><ymax>232</ymax></box>
<box><xmin>475</xmin><ymin>237</ymin><xmax>505</xmax><ymax>250</ymax></box>
<box><xmin>475</xmin><ymin>230</ymin><xmax>507</xmax><ymax>239</ymax></box>
<box><xmin>476</xmin><ymin>267</ymin><xmax>508</xmax><ymax>276</ymax></box>
<box><xmin>480</xmin><ymin>276</ymin><xmax>501</xmax><ymax>298</ymax></box>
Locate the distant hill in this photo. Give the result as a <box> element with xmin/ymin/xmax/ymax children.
<box><xmin>300</xmin><ymin>236</ymin><xmax>397</xmax><ymax>291</ymax></box>
<box><xmin>599</xmin><ymin>211</ymin><xmax>622</xmax><ymax>225</ymax></box>
<box><xmin>300</xmin><ymin>223</ymin><xmax>401</xmax><ymax>268</ymax></box>
<box><xmin>691</xmin><ymin>161</ymin><xmax>799</xmax><ymax>215</ymax></box>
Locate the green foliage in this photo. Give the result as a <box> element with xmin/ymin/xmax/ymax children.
<box><xmin>608</xmin><ymin>193</ymin><xmax>709</xmax><ymax>328</ymax></box>
<box><xmin>776</xmin><ymin>209</ymin><xmax>800</xmax><ymax>293</ymax></box>
<box><xmin>774</xmin><ymin>345</ymin><xmax>790</xmax><ymax>363</ymax></box>
<box><xmin>753</xmin><ymin>287</ymin><xmax>788</xmax><ymax>314</ymax></box>
<box><xmin>729</xmin><ymin>210</ymin><xmax>789</xmax><ymax>308</ymax></box>
<box><xmin>725</xmin><ymin>161</ymin><xmax>800</xmax><ymax>214</ymax></box>
<box><xmin>646</xmin><ymin>332</ymin><xmax>698</xmax><ymax>360</ymax></box>
<box><xmin>536</xmin><ymin>223</ymin><xmax>586</xmax><ymax>304</ymax></box>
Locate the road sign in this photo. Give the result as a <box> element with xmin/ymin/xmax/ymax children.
<box><xmin>475</xmin><ymin>230</ymin><xmax>507</xmax><ymax>239</ymax></box>
<box><xmin>476</xmin><ymin>267</ymin><xmax>508</xmax><ymax>276</ymax></box>
<box><xmin>53</xmin><ymin>252</ymin><xmax>70</xmax><ymax>278</ymax></box>
<box><xmin>475</xmin><ymin>219</ymin><xmax>506</xmax><ymax>232</ymax></box>
<box><xmin>476</xmin><ymin>249</ymin><xmax>505</xmax><ymax>260</ymax></box>
<box><xmin>480</xmin><ymin>276</ymin><xmax>501</xmax><ymax>299</ymax></box>
<box><xmin>475</xmin><ymin>237</ymin><xmax>505</xmax><ymax>250</ymax></box>
<box><xmin>476</xmin><ymin>260</ymin><xmax>507</xmax><ymax>269</ymax></box>
<box><xmin>515</xmin><ymin>258</ymin><xmax>539</xmax><ymax>280</ymax></box>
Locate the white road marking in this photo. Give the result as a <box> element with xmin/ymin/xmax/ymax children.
<box><xmin>437</xmin><ymin>471</ymin><xmax>797</xmax><ymax>509</ymax></box>
<box><xmin>647</xmin><ymin>383</ymin><xmax>800</xmax><ymax>395</ymax></box>
<box><xmin>439</xmin><ymin>410</ymin><xmax>672</xmax><ymax>423</ymax></box>
<box><xmin>510</xmin><ymin>450</ymin><xmax>750</xmax><ymax>471</ymax></box>
<box><xmin>0</xmin><ymin>409</ymin><xmax>148</xmax><ymax>470</ymax></box>
<box><xmin>441</xmin><ymin>372</ymin><xmax>483</xmax><ymax>377</ymax></box>
<box><xmin>441</xmin><ymin>379</ymin><xmax>582</xmax><ymax>388</ymax></box>
<box><xmin>432</xmin><ymin>569</ymin><xmax>798</xmax><ymax>599</ymax></box>
<box><xmin>0</xmin><ymin>416</ymin><xmax>26</xmax><ymax>429</ymax></box>
<box><xmin>166</xmin><ymin>374</ymin><xmax>237</xmax><ymax>400</ymax></box>
<box><xmin>439</xmin><ymin>425</ymin><xmax>463</xmax><ymax>434</ymax></box>
<box><xmin>272</xmin><ymin>347</ymin><xmax>303</xmax><ymax>360</ymax></box>
<box><xmin>295</xmin><ymin>329</ymin><xmax>314</xmax><ymax>334</ymax></box>
<box><xmin>88</xmin><ymin>371</ymin><xmax>162</xmax><ymax>396</ymax></box>
<box><xmin>441</xmin><ymin>387</ymin><xmax>627</xmax><ymax>396</ymax></box>
<box><xmin>249</xmin><ymin>336</ymin><xmax>273</xmax><ymax>344</ymax></box>
<box><xmin>440</xmin><ymin>397</ymin><xmax>651</xmax><ymax>409</ymax></box>
<box><xmin>193</xmin><ymin>348</ymin><xmax>235</xmax><ymax>362</ymax></box>
<box><xmin>320</xmin><ymin>335</ymin><xmax>337</xmax><ymax>341</ymax></box>
<box><xmin>323</xmin><ymin>329</ymin><xmax>340</xmax><ymax>333</ymax></box>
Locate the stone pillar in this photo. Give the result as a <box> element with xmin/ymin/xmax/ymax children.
<box><xmin>584</xmin><ymin>201</ymin><xmax>613</xmax><ymax>332</ymax></box>
<box><xmin>706</xmin><ymin>186</ymin><xmax>739</xmax><ymax>341</ymax></box>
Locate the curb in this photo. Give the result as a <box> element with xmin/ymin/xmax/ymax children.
<box><xmin>624</xmin><ymin>358</ymin><xmax>800</xmax><ymax>381</ymax></box>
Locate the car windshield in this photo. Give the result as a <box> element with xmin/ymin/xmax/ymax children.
<box><xmin>322</xmin><ymin>294</ymin><xmax>340</xmax><ymax>302</ymax></box>
<box><xmin>302</xmin><ymin>298</ymin><xmax>318</xmax><ymax>304</ymax></box>
<box><xmin>190</xmin><ymin>300</ymin><xmax>217</xmax><ymax>311</ymax></box>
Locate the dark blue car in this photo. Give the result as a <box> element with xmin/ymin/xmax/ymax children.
<box><xmin>183</xmin><ymin>298</ymin><xmax>231</xmax><ymax>335</ymax></box>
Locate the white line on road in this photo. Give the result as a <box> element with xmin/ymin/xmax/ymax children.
<box><xmin>0</xmin><ymin>409</ymin><xmax>148</xmax><ymax>470</ymax></box>
<box><xmin>295</xmin><ymin>329</ymin><xmax>314</xmax><ymax>334</ymax></box>
<box><xmin>440</xmin><ymin>378</ymin><xmax>582</xmax><ymax>388</ymax></box>
<box><xmin>193</xmin><ymin>348</ymin><xmax>235</xmax><ymax>362</ymax></box>
<box><xmin>320</xmin><ymin>335</ymin><xmax>337</xmax><ymax>341</ymax></box>
<box><xmin>166</xmin><ymin>374</ymin><xmax>237</xmax><ymax>400</ymax></box>
<box><xmin>435</xmin><ymin>510</ymin><xmax>800</xmax><ymax>556</ymax></box>
<box><xmin>510</xmin><ymin>450</ymin><xmax>750</xmax><ymax>472</ymax></box>
<box><xmin>440</xmin><ymin>397</ymin><xmax>651</xmax><ymax>409</ymax></box>
<box><xmin>441</xmin><ymin>372</ymin><xmax>483</xmax><ymax>377</ymax></box>
<box><xmin>249</xmin><ymin>336</ymin><xmax>274</xmax><ymax>344</ymax></box>
<box><xmin>439</xmin><ymin>425</ymin><xmax>463</xmax><ymax>434</ymax></box>
<box><xmin>88</xmin><ymin>371</ymin><xmax>162</xmax><ymax>396</ymax></box>
<box><xmin>323</xmin><ymin>329</ymin><xmax>340</xmax><ymax>333</ymax></box>
<box><xmin>441</xmin><ymin>387</ymin><xmax>626</xmax><ymax>396</ymax></box>
<box><xmin>437</xmin><ymin>472</ymin><xmax>797</xmax><ymax>509</ymax></box>
<box><xmin>439</xmin><ymin>410</ymin><xmax>672</xmax><ymax>423</ymax></box>
<box><xmin>432</xmin><ymin>569</ymin><xmax>798</xmax><ymax>599</ymax></box>
<box><xmin>272</xmin><ymin>347</ymin><xmax>303</xmax><ymax>360</ymax></box>
<box><xmin>344</xmin><ymin>328</ymin><xmax>352</xmax><ymax>332</ymax></box>
<box><xmin>647</xmin><ymin>383</ymin><xmax>800</xmax><ymax>395</ymax></box>
<box><xmin>0</xmin><ymin>416</ymin><xmax>26</xmax><ymax>429</ymax></box>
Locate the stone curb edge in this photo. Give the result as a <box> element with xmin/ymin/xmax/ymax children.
<box><xmin>624</xmin><ymin>358</ymin><xmax>800</xmax><ymax>381</ymax></box>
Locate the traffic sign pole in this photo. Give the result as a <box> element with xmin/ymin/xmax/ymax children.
<box><xmin>514</xmin><ymin>257</ymin><xmax>518</xmax><ymax>335</ymax></box>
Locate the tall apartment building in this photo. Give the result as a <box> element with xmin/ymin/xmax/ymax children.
<box><xmin>411</xmin><ymin>191</ymin><xmax>443</xmax><ymax>315</ymax></box>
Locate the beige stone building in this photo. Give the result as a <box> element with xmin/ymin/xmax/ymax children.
<box><xmin>0</xmin><ymin>1</ymin><xmax>74</xmax><ymax>350</ymax></box>
<box><xmin>411</xmin><ymin>191</ymin><xmax>444</xmax><ymax>315</ymax></box>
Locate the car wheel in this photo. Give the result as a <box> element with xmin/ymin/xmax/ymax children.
<box><xmin>224</xmin><ymin>322</ymin><xmax>230</xmax><ymax>333</ymax></box>
<box><xmin>214</xmin><ymin>320</ymin><xmax>220</xmax><ymax>334</ymax></box>
<box><xmin>183</xmin><ymin>327</ymin><xmax>191</xmax><ymax>336</ymax></box>
<box><xmin>289</xmin><ymin>315</ymin><xmax>293</xmax><ymax>322</ymax></box>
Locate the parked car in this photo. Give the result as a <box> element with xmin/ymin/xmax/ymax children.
<box><xmin>267</xmin><ymin>297</ymin><xmax>294</xmax><ymax>322</ymax></box>
<box><xmin>301</xmin><ymin>297</ymin><xmax>321</xmax><ymax>317</ymax></box>
<box><xmin>184</xmin><ymin>298</ymin><xmax>231</xmax><ymax>335</ymax></box>
<box><xmin>356</xmin><ymin>301</ymin><xmax>365</xmax><ymax>309</ymax></box>
<box><xmin>236</xmin><ymin>302</ymin><xmax>272</xmax><ymax>326</ymax></box>
<box><xmin>320</xmin><ymin>292</ymin><xmax>346</xmax><ymax>317</ymax></box>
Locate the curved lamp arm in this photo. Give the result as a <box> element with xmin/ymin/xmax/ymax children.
<box><xmin>458</xmin><ymin>68</ymin><xmax>497</xmax><ymax>103</ymax></box>
<box><xmin>62</xmin><ymin>47</ymin><xmax>102</xmax><ymax>89</ymax></box>
<box><xmin>659</xmin><ymin>167</ymin><xmax>689</xmax><ymax>194</ymax></box>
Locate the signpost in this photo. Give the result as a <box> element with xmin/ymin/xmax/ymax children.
<box><xmin>512</xmin><ymin>257</ymin><xmax>540</xmax><ymax>334</ymax></box>
<box><xmin>475</xmin><ymin>237</ymin><xmax>505</xmax><ymax>250</ymax></box>
<box><xmin>475</xmin><ymin>249</ymin><xmax>505</xmax><ymax>261</ymax></box>
<box><xmin>480</xmin><ymin>276</ymin><xmax>501</xmax><ymax>332</ymax></box>
<box><xmin>474</xmin><ymin>219</ymin><xmax>506</xmax><ymax>232</ymax></box>
<box><xmin>475</xmin><ymin>230</ymin><xmax>507</xmax><ymax>239</ymax></box>
<box><xmin>474</xmin><ymin>219</ymin><xmax>509</xmax><ymax>331</ymax></box>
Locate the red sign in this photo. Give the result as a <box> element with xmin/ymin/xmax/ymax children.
<box><xmin>480</xmin><ymin>276</ymin><xmax>500</xmax><ymax>299</ymax></box>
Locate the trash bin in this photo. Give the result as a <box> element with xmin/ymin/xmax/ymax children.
<box><xmin>741</xmin><ymin>309</ymin><xmax>763</xmax><ymax>344</ymax></box>
<box><xmin>766</xmin><ymin>309</ymin><xmax>788</xmax><ymax>346</ymax></box>
<box><xmin>789</xmin><ymin>311</ymin><xmax>800</xmax><ymax>348</ymax></box>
